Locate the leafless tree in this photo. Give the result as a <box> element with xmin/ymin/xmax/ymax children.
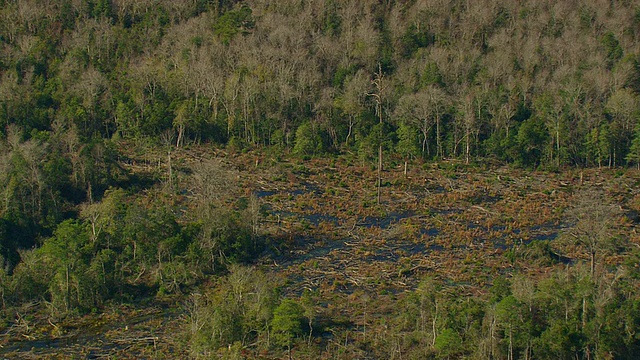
<box><xmin>562</xmin><ymin>188</ymin><xmax>622</xmax><ymax>278</ymax></box>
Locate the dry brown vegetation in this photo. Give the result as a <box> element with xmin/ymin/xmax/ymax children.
<box><xmin>2</xmin><ymin>145</ymin><xmax>640</xmax><ymax>358</ymax></box>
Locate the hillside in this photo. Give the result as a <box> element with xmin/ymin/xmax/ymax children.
<box><xmin>1</xmin><ymin>1</ymin><xmax>640</xmax><ymax>359</ymax></box>
<box><xmin>1</xmin><ymin>146</ymin><xmax>639</xmax><ymax>358</ymax></box>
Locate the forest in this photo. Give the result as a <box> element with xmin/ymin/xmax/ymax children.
<box><xmin>1</xmin><ymin>0</ymin><xmax>640</xmax><ymax>358</ymax></box>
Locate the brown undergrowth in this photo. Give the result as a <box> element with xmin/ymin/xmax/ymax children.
<box><xmin>4</xmin><ymin>146</ymin><xmax>640</xmax><ymax>358</ymax></box>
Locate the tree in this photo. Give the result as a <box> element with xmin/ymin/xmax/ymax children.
<box><xmin>39</xmin><ymin>219</ymin><xmax>91</xmax><ymax>313</ymax></box>
<box><xmin>213</xmin><ymin>4</ymin><xmax>254</xmax><ymax>45</ymax></box>
<box><xmin>293</xmin><ymin>121</ymin><xmax>324</xmax><ymax>156</ymax></box>
<box><xmin>186</xmin><ymin>265</ymin><xmax>277</xmax><ymax>356</ymax></box>
<box><xmin>271</xmin><ymin>299</ymin><xmax>305</xmax><ymax>353</ymax></box>
<box><xmin>626</xmin><ymin>122</ymin><xmax>640</xmax><ymax>169</ymax></box>
<box><xmin>456</xmin><ymin>88</ymin><xmax>484</xmax><ymax>164</ymax></box>
<box><xmin>516</xmin><ymin>116</ymin><xmax>548</xmax><ymax>168</ymax></box>
<box><xmin>368</xmin><ymin>64</ymin><xmax>388</xmax><ymax>204</ymax></box>
<box><xmin>0</xmin><ymin>255</ymin><xmax>7</xmax><ymax>309</ymax></box>
<box><xmin>412</xmin><ymin>278</ymin><xmax>442</xmax><ymax>348</ymax></box>
<box><xmin>601</xmin><ymin>31</ymin><xmax>623</xmax><ymax>69</ymax></box>
<box><xmin>336</xmin><ymin>69</ymin><xmax>370</xmax><ymax>147</ymax></box>
<box><xmin>606</xmin><ymin>88</ymin><xmax>639</xmax><ymax>166</ymax></box>
<box><xmin>395</xmin><ymin>91</ymin><xmax>435</xmax><ymax>158</ymax></box>
<box><xmin>495</xmin><ymin>295</ymin><xmax>526</xmax><ymax>360</ymax></box>
<box><xmin>562</xmin><ymin>189</ymin><xmax>622</xmax><ymax>278</ymax></box>
<box><xmin>430</xmin><ymin>86</ymin><xmax>449</xmax><ymax>159</ymax></box>
<box><xmin>395</xmin><ymin>120</ymin><xmax>420</xmax><ymax>175</ymax></box>
<box><xmin>586</xmin><ymin>123</ymin><xmax>613</xmax><ymax>168</ymax></box>
<box><xmin>434</xmin><ymin>328</ymin><xmax>463</xmax><ymax>359</ymax></box>
<box><xmin>533</xmin><ymin>90</ymin><xmax>565</xmax><ymax>167</ymax></box>
<box><xmin>533</xmin><ymin>321</ymin><xmax>582</xmax><ymax>360</ymax></box>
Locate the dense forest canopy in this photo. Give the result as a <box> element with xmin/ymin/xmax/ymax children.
<box><xmin>2</xmin><ymin>1</ymin><xmax>640</xmax><ymax>358</ymax></box>
<box><xmin>1</xmin><ymin>0</ymin><xmax>640</xmax><ymax>165</ymax></box>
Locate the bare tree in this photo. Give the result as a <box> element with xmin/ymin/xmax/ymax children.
<box><xmin>458</xmin><ymin>90</ymin><xmax>477</xmax><ymax>165</ymax></box>
<box><xmin>423</xmin><ymin>86</ymin><xmax>448</xmax><ymax>159</ymax></box>
<box><xmin>160</xmin><ymin>130</ymin><xmax>175</xmax><ymax>190</ymax></box>
<box><xmin>368</xmin><ymin>64</ymin><xmax>387</xmax><ymax>204</ymax></box>
<box><xmin>395</xmin><ymin>91</ymin><xmax>437</xmax><ymax>157</ymax></box>
<box><xmin>562</xmin><ymin>189</ymin><xmax>622</xmax><ymax>278</ymax></box>
<box><xmin>337</xmin><ymin>69</ymin><xmax>370</xmax><ymax>147</ymax></box>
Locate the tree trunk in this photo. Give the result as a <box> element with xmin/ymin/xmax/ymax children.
<box><xmin>508</xmin><ymin>325</ymin><xmax>513</xmax><ymax>360</ymax></box>
<box><xmin>345</xmin><ymin>118</ymin><xmax>353</xmax><ymax>147</ymax></box>
<box><xmin>377</xmin><ymin>143</ymin><xmax>382</xmax><ymax>204</ymax></box>
<box><xmin>66</xmin><ymin>265</ymin><xmax>70</xmax><ymax>312</ymax></box>
<box><xmin>556</xmin><ymin>122</ymin><xmax>560</xmax><ymax>167</ymax></box>
<box><xmin>432</xmin><ymin>299</ymin><xmax>438</xmax><ymax>347</ymax></box>
<box><xmin>490</xmin><ymin>312</ymin><xmax>496</xmax><ymax>359</ymax></box>
<box><xmin>436</xmin><ymin>116</ymin><xmax>442</xmax><ymax>158</ymax></box>
<box><xmin>363</xmin><ymin>305</ymin><xmax>367</xmax><ymax>342</ymax></box>
<box><xmin>167</xmin><ymin>150</ymin><xmax>172</xmax><ymax>189</ymax></box>
<box><xmin>176</xmin><ymin>124</ymin><xmax>184</xmax><ymax>148</ymax></box>
<box><xmin>465</xmin><ymin>129</ymin><xmax>470</xmax><ymax>165</ymax></box>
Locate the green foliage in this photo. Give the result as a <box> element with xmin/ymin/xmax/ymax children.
<box><xmin>321</xmin><ymin>0</ymin><xmax>341</xmax><ymax>37</ymax></box>
<box><xmin>400</xmin><ymin>25</ymin><xmax>434</xmax><ymax>59</ymax></box>
<box><xmin>194</xmin><ymin>210</ymin><xmax>261</xmax><ymax>269</ymax></box>
<box><xmin>140</xmin><ymin>89</ymin><xmax>174</xmax><ymax>136</ymax></box>
<box><xmin>2</xmin><ymin>3</ymin><xmax>640</xmax><ymax>356</ymax></box>
<box><xmin>533</xmin><ymin>322</ymin><xmax>583</xmax><ymax>360</ymax></box>
<box><xmin>79</xmin><ymin>139</ymin><xmax>121</xmax><ymax>198</ymax></box>
<box><xmin>186</xmin><ymin>266</ymin><xmax>278</xmax><ymax>356</ymax></box>
<box><xmin>490</xmin><ymin>276</ymin><xmax>511</xmax><ymax>303</ymax></box>
<box><xmin>484</xmin><ymin>128</ymin><xmax>519</xmax><ymax>162</ymax></box>
<box><xmin>293</xmin><ymin>121</ymin><xmax>324</xmax><ymax>156</ymax></box>
<box><xmin>271</xmin><ymin>299</ymin><xmax>305</xmax><ymax>348</ymax></box>
<box><xmin>214</xmin><ymin>5</ymin><xmax>254</xmax><ymax>44</ymax></box>
<box><xmin>332</xmin><ymin>64</ymin><xmax>360</xmax><ymax>88</ymax></box>
<box><xmin>1</xmin><ymin>0</ymin><xmax>640</xmax><ymax>171</ymax></box>
<box><xmin>602</xmin><ymin>31</ymin><xmax>623</xmax><ymax>68</ymax></box>
<box><xmin>86</xmin><ymin>0</ymin><xmax>115</xmax><ymax>21</ymax></box>
<box><xmin>626</xmin><ymin>122</ymin><xmax>640</xmax><ymax>167</ymax></box>
<box><xmin>516</xmin><ymin>116</ymin><xmax>548</xmax><ymax>167</ymax></box>
<box><xmin>358</xmin><ymin>121</ymin><xmax>394</xmax><ymax>164</ymax></box>
<box><xmin>420</xmin><ymin>62</ymin><xmax>444</xmax><ymax>88</ymax></box>
<box><xmin>434</xmin><ymin>328</ymin><xmax>462</xmax><ymax>358</ymax></box>
<box><xmin>396</xmin><ymin>121</ymin><xmax>420</xmax><ymax>160</ymax></box>
<box><xmin>8</xmin><ymin>249</ymin><xmax>51</xmax><ymax>304</ymax></box>
<box><xmin>39</xmin><ymin>219</ymin><xmax>92</xmax><ymax>313</ymax></box>
<box><xmin>114</xmin><ymin>100</ymin><xmax>138</xmax><ymax>139</ymax></box>
<box><xmin>586</xmin><ymin>123</ymin><xmax>613</xmax><ymax>167</ymax></box>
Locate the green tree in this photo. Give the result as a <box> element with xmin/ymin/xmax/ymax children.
<box><xmin>40</xmin><ymin>219</ymin><xmax>91</xmax><ymax>313</ymax></box>
<box><xmin>186</xmin><ymin>266</ymin><xmax>277</xmax><ymax>356</ymax></box>
<box><xmin>533</xmin><ymin>91</ymin><xmax>565</xmax><ymax>167</ymax></box>
<box><xmin>336</xmin><ymin>69</ymin><xmax>370</xmax><ymax>148</ymax></box>
<box><xmin>601</xmin><ymin>31</ymin><xmax>623</xmax><ymax>69</ymax></box>
<box><xmin>213</xmin><ymin>5</ymin><xmax>254</xmax><ymax>45</ymax></box>
<box><xmin>626</xmin><ymin>122</ymin><xmax>640</xmax><ymax>169</ymax></box>
<box><xmin>0</xmin><ymin>255</ymin><xmax>7</xmax><ymax>309</ymax></box>
<box><xmin>516</xmin><ymin>116</ymin><xmax>548</xmax><ymax>168</ymax></box>
<box><xmin>586</xmin><ymin>123</ymin><xmax>613</xmax><ymax>168</ymax></box>
<box><xmin>293</xmin><ymin>121</ymin><xmax>324</xmax><ymax>156</ymax></box>
<box><xmin>495</xmin><ymin>295</ymin><xmax>526</xmax><ymax>360</ymax></box>
<box><xmin>533</xmin><ymin>322</ymin><xmax>582</xmax><ymax>360</ymax></box>
<box><xmin>271</xmin><ymin>299</ymin><xmax>305</xmax><ymax>351</ymax></box>
<box><xmin>434</xmin><ymin>328</ymin><xmax>463</xmax><ymax>359</ymax></box>
<box><xmin>396</xmin><ymin>120</ymin><xmax>420</xmax><ymax>175</ymax></box>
